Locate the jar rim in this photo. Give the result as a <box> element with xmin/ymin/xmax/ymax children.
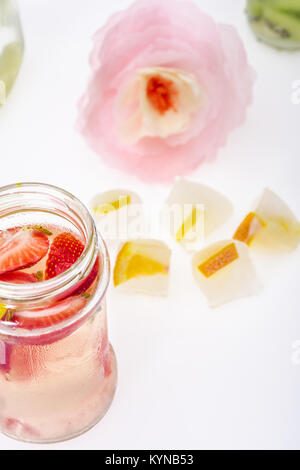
<box><xmin>0</xmin><ymin>182</ymin><xmax>110</xmax><ymax>342</ymax></box>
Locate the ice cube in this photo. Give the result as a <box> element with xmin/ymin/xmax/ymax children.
<box><xmin>113</xmin><ymin>239</ymin><xmax>171</xmax><ymax>296</ymax></box>
<box><xmin>192</xmin><ymin>240</ymin><xmax>261</xmax><ymax>307</ymax></box>
<box><xmin>234</xmin><ymin>188</ymin><xmax>300</xmax><ymax>252</ymax></box>
<box><xmin>165</xmin><ymin>178</ymin><xmax>233</xmax><ymax>250</ymax></box>
<box><xmin>90</xmin><ymin>189</ymin><xmax>142</xmax><ymax>246</ymax></box>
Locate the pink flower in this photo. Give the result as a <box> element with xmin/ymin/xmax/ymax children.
<box><xmin>78</xmin><ymin>0</ymin><xmax>255</xmax><ymax>183</ymax></box>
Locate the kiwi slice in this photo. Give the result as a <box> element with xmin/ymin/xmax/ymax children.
<box><xmin>246</xmin><ymin>0</ymin><xmax>264</xmax><ymax>20</ymax></box>
<box><xmin>271</xmin><ymin>0</ymin><xmax>300</xmax><ymax>14</ymax></box>
<box><xmin>246</xmin><ymin>0</ymin><xmax>300</xmax><ymax>50</ymax></box>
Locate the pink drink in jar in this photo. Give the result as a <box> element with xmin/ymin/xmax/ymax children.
<box><xmin>0</xmin><ymin>183</ymin><xmax>117</xmax><ymax>443</ymax></box>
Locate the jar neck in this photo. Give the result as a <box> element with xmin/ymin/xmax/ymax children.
<box><xmin>0</xmin><ymin>183</ymin><xmax>111</xmax><ymax>343</ymax></box>
<box><xmin>0</xmin><ymin>183</ymin><xmax>99</xmax><ymax>305</ymax></box>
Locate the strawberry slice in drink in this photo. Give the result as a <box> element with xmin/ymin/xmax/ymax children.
<box><xmin>0</xmin><ymin>228</ymin><xmax>49</xmax><ymax>275</ymax></box>
<box><xmin>0</xmin><ymin>271</ymin><xmax>38</xmax><ymax>284</ymax></box>
<box><xmin>45</xmin><ymin>232</ymin><xmax>100</xmax><ymax>298</ymax></box>
<box><xmin>69</xmin><ymin>256</ymin><xmax>100</xmax><ymax>297</ymax></box>
<box><xmin>13</xmin><ymin>296</ymin><xmax>87</xmax><ymax>329</ymax></box>
<box><xmin>45</xmin><ymin>232</ymin><xmax>84</xmax><ymax>279</ymax></box>
<box><xmin>1</xmin><ymin>297</ymin><xmax>87</xmax><ymax>376</ymax></box>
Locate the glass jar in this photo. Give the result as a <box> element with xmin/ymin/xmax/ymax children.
<box><xmin>246</xmin><ymin>0</ymin><xmax>300</xmax><ymax>50</ymax></box>
<box><xmin>0</xmin><ymin>183</ymin><xmax>117</xmax><ymax>443</ymax></box>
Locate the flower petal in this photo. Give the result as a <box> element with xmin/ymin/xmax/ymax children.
<box><xmin>78</xmin><ymin>0</ymin><xmax>255</xmax><ymax>182</ymax></box>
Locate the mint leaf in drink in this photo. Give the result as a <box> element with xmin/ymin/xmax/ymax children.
<box><xmin>23</xmin><ymin>225</ymin><xmax>53</xmax><ymax>236</ymax></box>
<box><xmin>35</xmin><ymin>271</ymin><xmax>44</xmax><ymax>281</ymax></box>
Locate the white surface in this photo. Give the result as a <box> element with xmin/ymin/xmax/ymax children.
<box><xmin>0</xmin><ymin>0</ymin><xmax>300</xmax><ymax>450</ymax></box>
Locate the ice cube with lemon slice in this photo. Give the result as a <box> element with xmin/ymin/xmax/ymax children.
<box><xmin>90</xmin><ymin>189</ymin><xmax>142</xmax><ymax>246</ymax></box>
<box><xmin>165</xmin><ymin>178</ymin><xmax>233</xmax><ymax>251</ymax></box>
<box><xmin>233</xmin><ymin>188</ymin><xmax>300</xmax><ymax>252</ymax></box>
<box><xmin>192</xmin><ymin>240</ymin><xmax>261</xmax><ymax>306</ymax></box>
<box><xmin>113</xmin><ymin>240</ymin><xmax>171</xmax><ymax>295</ymax></box>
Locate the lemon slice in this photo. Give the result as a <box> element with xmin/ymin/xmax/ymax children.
<box><xmin>234</xmin><ymin>189</ymin><xmax>300</xmax><ymax>252</ymax></box>
<box><xmin>0</xmin><ymin>304</ymin><xmax>7</xmax><ymax>321</ymax></box>
<box><xmin>175</xmin><ymin>206</ymin><xmax>204</xmax><ymax>243</ymax></box>
<box><xmin>91</xmin><ymin>189</ymin><xmax>141</xmax><ymax>218</ymax></box>
<box><xmin>192</xmin><ymin>240</ymin><xmax>261</xmax><ymax>307</ymax></box>
<box><xmin>113</xmin><ymin>240</ymin><xmax>171</xmax><ymax>295</ymax></box>
<box><xmin>165</xmin><ymin>178</ymin><xmax>233</xmax><ymax>250</ymax></box>
<box><xmin>93</xmin><ymin>195</ymin><xmax>131</xmax><ymax>216</ymax></box>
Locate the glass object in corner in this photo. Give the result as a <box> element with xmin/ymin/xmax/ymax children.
<box><xmin>246</xmin><ymin>0</ymin><xmax>300</xmax><ymax>50</ymax></box>
<box><xmin>0</xmin><ymin>0</ymin><xmax>24</xmax><ymax>105</ymax></box>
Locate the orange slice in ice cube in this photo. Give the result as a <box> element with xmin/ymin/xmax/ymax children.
<box><xmin>198</xmin><ymin>242</ymin><xmax>239</xmax><ymax>278</ymax></box>
<box><xmin>233</xmin><ymin>212</ymin><xmax>264</xmax><ymax>245</ymax></box>
<box><xmin>234</xmin><ymin>189</ymin><xmax>300</xmax><ymax>252</ymax></box>
<box><xmin>113</xmin><ymin>240</ymin><xmax>171</xmax><ymax>295</ymax></box>
<box><xmin>192</xmin><ymin>240</ymin><xmax>261</xmax><ymax>307</ymax></box>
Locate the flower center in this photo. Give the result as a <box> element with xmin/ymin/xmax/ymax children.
<box><xmin>146</xmin><ymin>75</ymin><xmax>178</xmax><ymax>115</ymax></box>
<box><xmin>118</xmin><ymin>67</ymin><xmax>203</xmax><ymax>143</ymax></box>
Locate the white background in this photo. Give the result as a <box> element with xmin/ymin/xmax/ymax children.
<box><xmin>0</xmin><ymin>0</ymin><xmax>300</xmax><ymax>450</ymax></box>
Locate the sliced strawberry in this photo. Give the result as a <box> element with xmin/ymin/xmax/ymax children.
<box><xmin>4</xmin><ymin>344</ymin><xmax>41</xmax><ymax>381</ymax></box>
<box><xmin>13</xmin><ymin>295</ymin><xmax>87</xmax><ymax>329</ymax></box>
<box><xmin>0</xmin><ymin>228</ymin><xmax>49</xmax><ymax>275</ymax></box>
<box><xmin>0</xmin><ymin>271</ymin><xmax>38</xmax><ymax>284</ymax></box>
<box><xmin>45</xmin><ymin>232</ymin><xmax>100</xmax><ymax>298</ymax></box>
<box><xmin>72</xmin><ymin>257</ymin><xmax>99</xmax><ymax>295</ymax></box>
<box><xmin>51</xmin><ymin>256</ymin><xmax>100</xmax><ymax>303</ymax></box>
<box><xmin>45</xmin><ymin>232</ymin><xmax>85</xmax><ymax>279</ymax></box>
<box><xmin>70</xmin><ymin>257</ymin><xmax>100</xmax><ymax>297</ymax></box>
